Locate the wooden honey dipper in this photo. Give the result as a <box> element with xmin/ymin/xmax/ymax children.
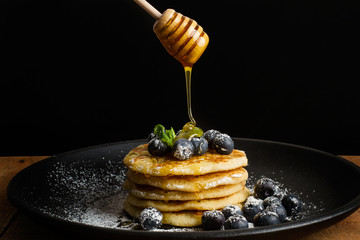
<box><xmin>133</xmin><ymin>0</ymin><xmax>209</xmax><ymax>67</ymax></box>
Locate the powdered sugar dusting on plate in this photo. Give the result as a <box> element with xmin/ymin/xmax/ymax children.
<box><xmin>39</xmin><ymin>155</ymin><xmax>201</xmax><ymax>232</ymax></box>
<box><xmin>40</xmin><ymin>156</ymin><xmax>128</xmax><ymax>224</ymax></box>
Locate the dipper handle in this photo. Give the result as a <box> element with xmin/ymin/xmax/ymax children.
<box><xmin>133</xmin><ymin>0</ymin><xmax>162</xmax><ymax>19</ymax></box>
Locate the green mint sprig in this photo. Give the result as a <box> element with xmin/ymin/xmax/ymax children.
<box><xmin>154</xmin><ymin>124</ymin><xmax>176</xmax><ymax>147</ymax></box>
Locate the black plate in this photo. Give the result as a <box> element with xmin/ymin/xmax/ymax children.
<box><xmin>7</xmin><ymin>138</ymin><xmax>360</xmax><ymax>240</ymax></box>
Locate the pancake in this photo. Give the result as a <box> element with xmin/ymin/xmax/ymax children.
<box><xmin>126</xmin><ymin>188</ymin><xmax>250</xmax><ymax>212</ymax></box>
<box><xmin>126</xmin><ymin>167</ymin><xmax>248</xmax><ymax>192</ymax></box>
<box><xmin>123</xmin><ymin>180</ymin><xmax>246</xmax><ymax>201</ymax></box>
<box><xmin>123</xmin><ymin>144</ymin><xmax>248</xmax><ymax>176</ymax></box>
<box><xmin>124</xmin><ymin>201</ymin><xmax>244</xmax><ymax>227</ymax></box>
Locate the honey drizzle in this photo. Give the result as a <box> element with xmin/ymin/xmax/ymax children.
<box><xmin>184</xmin><ymin>66</ymin><xmax>196</xmax><ymax>124</ymax></box>
<box><xmin>155</xmin><ymin>10</ymin><xmax>207</xmax><ymax>125</ymax></box>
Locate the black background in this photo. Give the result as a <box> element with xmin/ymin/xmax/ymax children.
<box><xmin>1</xmin><ymin>0</ymin><xmax>359</xmax><ymax>155</ymax></box>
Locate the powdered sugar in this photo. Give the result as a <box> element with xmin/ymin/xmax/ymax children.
<box><xmin>40</xmin><ymin>156</ymin><xmax>128</xmax><ymax>225</ymax></box>
<box><xmin>244</xmin><ymin>196</ymin><xmax>264</xmax><ymax>208</ymax></box>
<box><xmin>38</xmin><ymin>155</ymin><xmax>202</xmax><ymax>232</ymax></box>
<box><xmin>203</xmin><ymin>210</ymin><xmax>224</xmax><ymax>219</ymax></box>
<box><xmin>80</xmin><ymin>194</ymin><xmax>128</xmax><ymax>228</ymax></box>
<box><xmin>139</xmin><ymin>207</ymin><xmax>163</xmax><ymax>230</ymax></box>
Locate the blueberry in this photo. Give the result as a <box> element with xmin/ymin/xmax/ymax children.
<box><xmin>224</xmin><ymin>215</ymin><xmax>249</xmax><ymax>229</ymax></box>
<box><xmin>263</xmin><ymin>196</ymin><xmax>282</xmax><ymax>208</ymax></box>
<box><xmin>191</xmin><ymin>137</ymin><xmax>208</xmax><ymax>156</ymax></box>
<box><xmin>202</xmin><ymin>210</ymin><xmax>225</xmax><ymax>230</ymax></box>
<box><xmin>172</xmin><ymin>139</ymin><xmax>194</xmax><ymax>160</ymax></box>
<box><xmin>266</xmin><ymin>204</ymin><xmax>287</xmax><ymax>222</ymax></box>
<box><xmin>148</xmin><ymin>137</ymin><xmax>170</xmax><ymax>156</ymax></box>
<box><xmin>242</xmin><ymin>196</ymin><xmax>264</xmax><ymax>222</ymax></box>
<box><xmin>282</xmin><ymin>194</ymin><xmax>303</xmax><ymax>216</ymax></box>
<box><xmin>253</xmin><ymin>210</ymin><xmax>280</xmax><ymax>226</ymax></box>
<box><xmin>139</xmin><ymin>207</ymin><xmax>162</xmax><ymax>230</ymax></box>
<box><xmin>203</xmin><ymin>130</ymin><xmax>220</xmax><ymax>148</ymax></box>
<box><xmin>254</xmin><ymin>178</ymin><xmax>281</xmax><ymax>200</ymax></box>
<box><xmin>222</xmin><ymin>205</ymin><xmax>243</xmax><ymax>219</ymax></box>
<box><xmin>213</xmin><ymin>133</ymin><xmax>234</xmax><ymax>155</ymax></box>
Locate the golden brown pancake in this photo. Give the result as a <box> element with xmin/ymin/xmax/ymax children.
<box><xmin>123</xmin><ymin>180</ymin><xmax>246</xmax><ymax>201</ymax></box>
<box><xmin>123</xmin><ymin>144</ymin><xmax>248</xmax><ymax>176</ymax></box>
<box><xmin>126</xmin><ymin>167</ymin><xmax>248</xmax><ymax>192</ymax></box>
<box><xmin>126</xmin><ymin>188</ymin><xmax>250</xmax><ymax>212</ymax></box>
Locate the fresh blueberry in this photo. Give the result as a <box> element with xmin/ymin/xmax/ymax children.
<box><xmin>202</xmin><ymin>210</ymin><xmax>225</xmax><ymax>230</ymax></box>
<box><xmin>213</xmin><ymin>133</ymin><xmax>234</xmax><ymax>155</ymax></box>
<box><xmin>191</xmin><ymin>137</ymin><xmax>208</xmax><ymax>156</ymax></box>
<box><xmin>224</xmin><ymin>215</ymin><xmax>249</xmax><ymax>229</ymax></box>
<box><xmin>254</xmin><ymin>178</ymin><xmax>281</xmax><ymax>200</ymax></box>
<box><xmin>282</xmin><ymin>194</ymin><xmax>303</xmax><ymax>216</ymax></box>
<box><xmin>266</xmin><ymin>204</ymin><xmax>287</xmax><ymax>222</ymax></box>
<box><xmin>148</xmin><ymin>137</ymin><xmax>170</xmax><ymax>156</ymax></box>
<box><xmin>172</xmin><ymin>139</ymin><xmax>194</xmax><ymax>160</ymax></box>
<box><xmin>203</xmin><ymin>129</ymin><xmax>221</xmax><ymax>148</ymax></box>
<box><xmin>139</xmin><ymin>207</ymin><xmax>162</xmax><ymax>230</ymax></box>
<box><xmin>253</xmin><ymin>210</ymin><xmax>280</xmax><ymax>226</ymax></box>
<box><xmin>263</xmin><ymin>196</ymin><xmax>282</xmax><ymax>208</ymax></box>
<box><xmin>242</xmin><ymin>196</ymin><xmax>264</xmax><ymax>222</ymax></box>
<box><xmin>222</xmin><ymin>205</ymin><xmax>243</xmax><ymax>219</ymax></box>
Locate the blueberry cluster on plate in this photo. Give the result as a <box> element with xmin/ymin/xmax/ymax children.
<box><xmin>148</xmin><ymin>123</ymin><xmax>234</xmax><ymax>160</ymax></box>
<box><xmin>200</xmin><ymin>177</ymin><xmax>303</xmax><ymax>230</ymax></box>
<box><xmin>243</xmin><ymin>178</ymin><xmax>303</xmax><ymax>226</ymax></box>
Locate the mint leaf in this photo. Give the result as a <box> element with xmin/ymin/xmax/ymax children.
<box><xmin>161</xmin><ymin>135</ymin><xmax>172</xmax><ymax>147</ymax></box>
<box><xmin>168</xmin><ymin>127</ymin><xmax>176</xmax><ymax>141</ymax></box>
<box><xmin>154</xmin><ymin>124</ymin><xmax>165</xmax><ymax>137</ymax></box>
<box><xmin>153</xmin><ymin>124</ymin><xmax>176</xmax><ymax>147</ymax></box>
<box><xmin>165</xmin><ymin>127</ymin><xmax>176</xmax><ymax>147</ymax></box>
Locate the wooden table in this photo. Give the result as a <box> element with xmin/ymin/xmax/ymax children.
<box><xmin>1</xmin><ymin>156</ymin><xmax>359</xmax><ymax>240</ymax></box>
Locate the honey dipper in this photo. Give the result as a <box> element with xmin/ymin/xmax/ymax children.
<box><xmin>133</xmin><ymin>0</ymin><xmax>209</xmax><ymax>67</ymax></box>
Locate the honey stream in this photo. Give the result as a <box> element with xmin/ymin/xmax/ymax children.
<box><xmin>184</xmin><ymin>66</ymin><xmax>196</xmax><ymax>125</ymax></box>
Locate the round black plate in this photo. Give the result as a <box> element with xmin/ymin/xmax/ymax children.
<box><xmin>7</xmin><ymin>138</ymin><xmax>360</xmax><ymax>240</ymax></box>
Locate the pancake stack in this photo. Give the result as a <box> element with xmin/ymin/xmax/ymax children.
<box><xmin>123</xmin><ymin>144</ymin><xmax>249</xmax><ymax>227</ymax></box>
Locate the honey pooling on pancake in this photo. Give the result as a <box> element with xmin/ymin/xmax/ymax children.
<box><xmin>123</xmin><ymin>144</ymin><xmax>247</xmax><ymax>177</ymax></box>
